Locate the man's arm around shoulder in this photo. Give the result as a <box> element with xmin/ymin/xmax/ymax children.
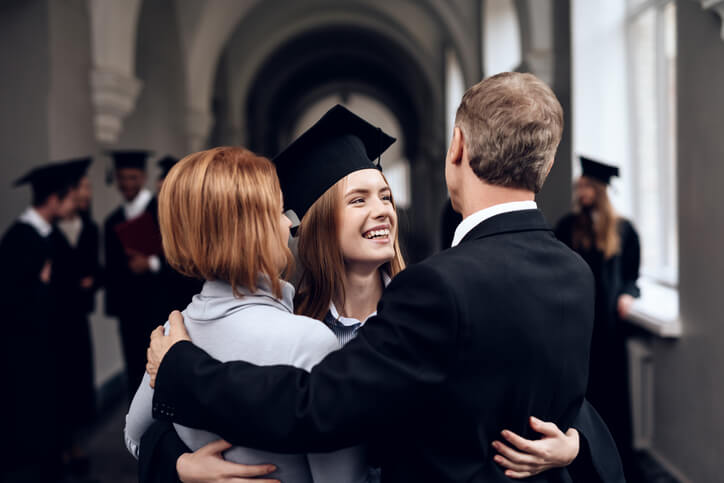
<box><xmin>150</xmin><ymin>262</ymin><xmax>461</xmax><ymax>454</ymax></box>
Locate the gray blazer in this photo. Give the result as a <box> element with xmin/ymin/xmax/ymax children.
<box><xmin>124</xmin><ymin>278</ymin><xmax>370</xmax><ymax>483</ymax></box>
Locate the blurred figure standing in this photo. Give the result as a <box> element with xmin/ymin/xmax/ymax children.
<box><xmin>104</xmin><ymin>150</ymin><xmax>167</xmax><ymax>402</ymax></box>
<box><xmin>51</xmin><ymin>158</ymin><xmax>100</xmax><ymax>478</ymax></box>
<box><xmin>555</xmin><ymin>156</ymin><xmax>641</xmax><ymax>479</ymax></box>
<box><xmin>155</xmin><ymin>155</ymin><xmax>202</xmax><ymax>312</ymax></box>
<box><xmin>0</xmin><ymin>162</ymin><xmax>78</xmax><ymax>482</ymax></box>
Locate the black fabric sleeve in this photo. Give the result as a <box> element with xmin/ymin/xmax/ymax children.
<box><xmin>138</xmin><ymin>421</ymin><xmax>188</xmax><ymax>483</ymax></box>
<box><xmin>103</xmin><ymin>218</ymin><xmax>125</xmax><ymax>317</ymax></box>
<box><xmin>152</xmin><ymin>262</ymin><xmax>460</xmax><ymax>453</ymax></box>
<box><xmin>619</xmin><ymin>220</ymin><xmax>641</xmax><ymax>298</ymax></box>
<box><xmin>569</xmin><ymin>399</ymin><xmax>625</xmax><ymax>483</ymax></box>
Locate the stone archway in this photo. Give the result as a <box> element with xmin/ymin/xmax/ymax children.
<box><xmin>243</xmin><ymin>25</ymin><xmax>446</xmax><ymax>260</ymax></box>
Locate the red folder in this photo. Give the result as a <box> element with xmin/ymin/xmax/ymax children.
<box><xmin>114</xmin><ymin>211</ymin><xmax>163</xmax><ymax>256</ymax></box>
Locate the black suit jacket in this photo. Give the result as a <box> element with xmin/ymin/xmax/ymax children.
<box><xmin>152</xmin><ymin>210</ymin><xmax>620</xmax><ymax>482</ymax></box>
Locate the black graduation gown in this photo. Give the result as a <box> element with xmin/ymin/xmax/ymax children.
<box><xmin>147</xmin><ymin>210</ymin><xmax>625</xmax><ymax>482</ymax></box>
<box><xmin>50</xmin><ymin>214</ymin><xmax>100</xmax><ymax>435</ymax></box>
<box><xmin>104</xmin><ymin>198</ymin><xmax>169</xmax><ymax>399</ymax></box>
<box><xmin>0</xmin><ymin>222</ymin><xmax>61</xmax><ymax>477</ymax></box>
<box><xmin>555</xmin><ymin>213</ymin><xmax>641</xmax><ymax>472</ymax></box>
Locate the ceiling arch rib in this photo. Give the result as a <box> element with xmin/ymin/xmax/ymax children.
<box><xmin>224</xmin><ymin>6</ymin><xmax>445</xmax><ymax>154</ymax></box>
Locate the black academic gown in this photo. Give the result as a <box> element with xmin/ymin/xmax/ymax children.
<box><xmin>145</xmin><ymin>210</ymin><xmax>624</xmax><ymax>482</ymax></box>
<box><xmin>105</xmin><ymin>198</ymin><xmax>169</xmax><ymax>400</ymax></box>
<box><xmin>0</xmin><ymin>221</ymin><xmax>62</xmax><ymax>479</ymax></box>
<box><xmin>555</xmin><ymin>213</ymin><xmax>640</xmax><ymax>474</ymax></box>
<box><xmin>50</xmin><ymin>213</ymin><xmax>100</xmax><ymax>439</ymax></box>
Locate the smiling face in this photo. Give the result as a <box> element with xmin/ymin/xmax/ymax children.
<box><xmin>337</xmin><ymin>169</ymin><xmax>397</xmax><ymax>270</ymax></box>
<box><xmin>116</xmin><ymin>167</ymin><xmax>146</xmax><ymax>202</ymax></box>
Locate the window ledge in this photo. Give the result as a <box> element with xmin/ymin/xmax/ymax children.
<box><xmin>626</xmin><ymin>278</ymin><xmax>682</xmax><ymax>338</ymax></box>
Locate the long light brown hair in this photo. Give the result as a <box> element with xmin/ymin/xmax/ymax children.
<box><xmin>294</xmin><ymin>173</ymin><xmax>405</xmax><ymax>321</ymax></box>
<box><xmin>572</xmin><ymin>177</ymin><xmax>621</xmax><ymax>259</ymax></box>
<box><xmin>158</xmin><ymin>146</ymin><xmax>293</xmax><ymax>298</ymax></box>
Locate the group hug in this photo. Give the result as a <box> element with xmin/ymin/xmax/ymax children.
<box><xmin>120</xmin><ymin>72</ymin><xmax>637</xmax><ymax>482</ymax></box>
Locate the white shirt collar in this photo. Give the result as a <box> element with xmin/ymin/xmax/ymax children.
<box><xmin>123</xmin><ymin>188</ymin><xmax>153</xmax><ymax>220</ymax></box>
<box><xmin>329</xmin><ymin>271</ymin><xmax>392</xmax><ymax>326</ymax></box>
<box><xmin>57</xmin><ymin>215</ymin><xmax>83</xmax><ymax>247</ymax></box>
<box><xmin>450</xmin><ymin>200</ymin><xmax>537</xmax><ymax>248</ymax></box>
<box><xmin>18</xmin><ymin>207</ymin><xmax>53</xmax><ymax>238</ymax></box>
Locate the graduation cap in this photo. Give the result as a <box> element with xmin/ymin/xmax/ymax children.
<box><xmin>580</xmin><ymin>156</ymin><xmax>620</xmax><ymax>185</ymax></box>
<box><xmin>13</xmin><ymin>161</ymin><xmax>78</xmax><ymax>201</ymax></box>
<box><xmin>157</xmin><ymin>155</ymin><xmax>179</xmax><ymax>179</ymax></box>
<box><xmin>273</xmin><ymin>104</ymin><xmax>396</xmax><ymax>222</ymax></box>
<box><xmin>62</xmin><ymin>157</ymin><xmax>93</xmax><ymax>186</ymax></box>
<box><xmin>107</xmin><ymin>150</ymin><xmax>152</xmax><ymax>170</ymax></box>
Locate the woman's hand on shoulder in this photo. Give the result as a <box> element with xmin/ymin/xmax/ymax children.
<box><xmin>492</xmin><ymin>416</ymin><xmax>579</xmax><ymax>479</ymax></box>
<box><xmin>176</xmin><ymin>439</ymin><xmax>279</xmax><ymax>483</ymax></box>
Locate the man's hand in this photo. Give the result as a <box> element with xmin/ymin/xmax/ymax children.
<box><xmin>618</xmin><ymin>294</ymin><xmax>635</xmax><ymax>319</ymax></box>
<box><xmin>176</xmin><ymin>439</ymin><xmax>278</xmax><ymax>483</ymax></box>
<box><xmin>147</xmin><ymin>310</ymin><xmax>191</xmax><ymax>388</ymax></box>
<box><xmin>128</xmin><ymin>250</ymin><xmax>151</xmax><ymax>274</ymax></box>
<box><xmin>492</xmin><ymin>416</ymin><xmax>579</xmax><ymax>479</ymax></box>
<box><xmin>39</xmin><ymin>260</ymin><xmax>52</xmax><ymax>284</ymax></box>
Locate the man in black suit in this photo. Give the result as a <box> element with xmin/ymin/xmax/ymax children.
<box><xmin>104</xmin><ymin>150</ymin><xmax>169</xmax><ymax>401</ymax></box>
<box><xmin>145</xmin><ymin>73</ymin><xmax>622</xmax><ymax>482</ymax></box>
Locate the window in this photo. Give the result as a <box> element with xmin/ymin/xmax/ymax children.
<box><xmin>627</xmin><ymin>0</ymin><xmax>677</xmax><ymax>285</ymax></box>
<box><xmin>572</xmin><ymin>0</ymin><xmax>680</xmax><ymax>335</ymax></box>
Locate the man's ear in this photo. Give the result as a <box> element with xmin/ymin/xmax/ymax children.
<box><xmin>446</xmin><ymin>126</ymin><xmax>464</xmax><ymax>166</ymax></box>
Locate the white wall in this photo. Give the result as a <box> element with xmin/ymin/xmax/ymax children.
<box><xmin>483</xmin><ymin>0</ymin><xmax>521</xmax><ymax>75</ymax></box>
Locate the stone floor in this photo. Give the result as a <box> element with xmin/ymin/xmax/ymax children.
<box><xmin>81</xmin><ymin>401</ymin><xmax>137</xmax><ymax>483</ymax></box>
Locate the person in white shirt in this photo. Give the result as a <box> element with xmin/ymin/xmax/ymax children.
<box><xmin>103</xmin><ymin>149</ymin><xmax>167</xmax><ymax>401</ymax></box>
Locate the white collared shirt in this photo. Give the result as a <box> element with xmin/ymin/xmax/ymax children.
<box><xmin>328</xmin><ymin>271</ymin><xmax>392</xmax><ymax>326</ymax></box>
<box><xmin>18</xmin><ymin>207</ymin><xmax>53</xmax><ymax>238</ymax></box>
<box><xmin>122</xmin><ymin>188</ymin><xmax>161</xmax><ymax>272</ymax></box>
<box><xmin>123</xmin><ymin>188</ymin><xmax>153</xmax><ymax>220</ymax></box>
<box><xmin>450</xmin><ymin>200</ymin><xmax>538</xmax><ymax>248</ymax></box>
<box><xmin>58</xmin><ymin>215</ymin><xmax>83</xmax><ymax>247</ymax></box>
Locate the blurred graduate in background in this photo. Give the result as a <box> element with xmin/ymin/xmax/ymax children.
<box><xmin>0</xmin><ymin>161</ymin><xmax>80</xmax><ymax>481</ymax></box>
<box><xmin>51</xmin><ymin>157</ymin><xmax>101</xmax><ymax>478</ymax></box>
<box><xmin>555</xmin><ymin>156</ymin><xmax>641</xmax><ymax>479</ymax></box>
<box><xmin>104</xmin><ymin>150</ymin><xmax>168</xmax><ymax>402</ymax></box>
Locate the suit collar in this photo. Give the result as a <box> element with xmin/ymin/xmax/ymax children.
<box><xmin>458</xmin><ymin>209</ymin><xmax>551</xmax><ymax>245</ymax></box>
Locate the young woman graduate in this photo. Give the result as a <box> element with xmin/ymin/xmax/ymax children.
<box><xmin>555</xmin><ymin>156</ymin><xmax>642</xmax><ymax>479</ymax></box>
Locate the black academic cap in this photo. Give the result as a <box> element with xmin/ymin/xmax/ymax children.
<box><xmin>107</xmin><ymin>150</ymin><xmax>152</xmax><ymax>170</ymax></box>
<box><xmin>62</xmin><ymin>157</ymin><xmax>93</xmax><ymax>186</ymax></box>
<box><xmin>580</xmin><ymin>156</ymin><xmax>620</xmax><ymax>185</ymax></box>
<box><xmin>13</xmin><ymin>162</ymin><xmax>77</xmax><ymax>196</ymax></box>
<box><xmin>273</xmin><ymin>104</ymin><xmax>396</xmax><ymax>221</ymax></box>
<box><xmin>157</xmin><ymin>155</ymin><xmax>179</xmax><ymax>179</ymax></box>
